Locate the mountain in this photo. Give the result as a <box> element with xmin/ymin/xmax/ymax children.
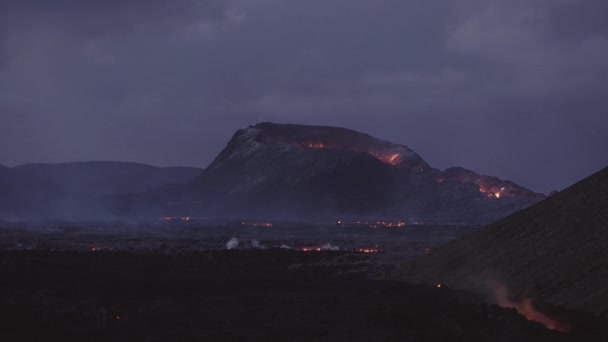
<box><xmin>180</xmin><ymin>123</ymin><xmax>543</xmax><ymax>221</ymax></box>
<box><xmin>395</xmin><ymin>166</ymin><xmax>608</xmax><ymax>316</ymax></box>
<box><xmin>0</xmin><ymin>162</ymin><xmax>201</xmax><ymax>219</ymax></box>
<box><xmin>12</xmin><ymin>161</ymin><xmax>201</xmax><ymax>196</ymax></box>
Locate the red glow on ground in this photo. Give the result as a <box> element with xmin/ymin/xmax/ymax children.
<box><xmin>371</xmin><ymin>152</ymin><xmax>402</xmax><ymax>166</ymax></box>
<box><xmin>479</xmin><ymin>184</ymin><xmax>510</xmax><ymax>199</ymax></box>
<box><xmin>295</xmin><ymin>246</ymin><xmax>381</xmax><ymax>253</ymax></box>
<box><xmin>353</xmin><ymin>248</ymin><xmax>380</xmax><ymax>254</ymax></box>
<box><xmin>160</xmin><ymin>217</ymin><xmax>193</xmax><ymax>221</ymax></box>
<box><xmin>299</xmin><ymin>141</ymin><xmax>409</xmax><ymax>167</ymax></box>
<box><xmin>241</xmin><ymin>222</ymin><xmax>273</xmax><ymax>228</ymax></box>
<box><xmin>495</xmin><ymin>287</ymin><xmax>570</xmax><ymax>332</ymax></box>
<box><xmin>337</xmin><ymin>221</ymin><xmax>406</xmax><ymax>228</ymax></box>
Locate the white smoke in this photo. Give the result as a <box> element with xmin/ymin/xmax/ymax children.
<box><xmin>251</xmin><ymin>239</ymin><xmax>265</xmax><ymax>249</ymax></box>
<box><xmin>279</xmin><ymin>244</ymin><xmax>291</xmax><ymax>249</ymax></box>
<box><xmin>321</xmin><ymin>243</ymin><xmax>340</xmax><ymax>251</ymax></box>
<box><xmin>226</xmin><ymin>237</ymin><xmax>239</xmax><ymax>250</ymax></box>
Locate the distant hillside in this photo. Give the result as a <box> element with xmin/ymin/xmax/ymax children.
<box><xmin>13</xmin><ymin>161</ymin><xmax>201</xmax><ymax>195</ymax></box>
<box><xmin>395</xmin><ymin>167</ymin><xmax>608</xmax><ymax>316</ymax></box>
<box><xmin>0</xmin><ymin>162</ymin><xmax>201</xmax><ymax>219</ymax></box>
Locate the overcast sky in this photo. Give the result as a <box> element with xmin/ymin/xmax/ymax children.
<box><xmin>0</xmin><ymin>0</ymin><xmax>607</xmax><ymax>193</ymax></box>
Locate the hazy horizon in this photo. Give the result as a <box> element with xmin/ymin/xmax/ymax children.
<box><xmin>2</xmin><ymin>1</ymin><xmax>607</xmax><ymax>194</ymax></box>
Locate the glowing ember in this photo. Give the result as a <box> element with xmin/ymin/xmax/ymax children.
<box><xmin>299</xmin><ymin>247</ymin><xmax>322</xmax><ymax>252</ymax></box>
<box><xmin>353</xmin><ymin>248</ymin><xmax>380</xmax><ymax>254</ymax></box>
<box><xmin>479</xmin><ymin>186</ymin><xmax>505</xmax><ymax>199</ymax></box>
<box><xmin>371</xmin><ymin>152</ymin><xmax>403</xmax><ymax>166</ymax></box>
<box><xmin>303</xmin><ymin>142</ymin><xmax>325</xmax><ymax>149</ymax></box>
<box><xmin>436</xmin><ymin>284</ymin><xmax>443</xmax><ymax>289</ymax></box>
<box><xmin>295</xmin><ymin>139</ymin><xmax>422</xmax><ymax>168</ymax></box>
<box><xmin>90</xmin><ymin>247</ymin><xmax>101</xmax><ymax>252</ymax></box>
<box><xmin>296</xmin><ymin>246</ymin><xmax>380</xmax><ymax>253</ymax></box>
<box><xmin>161</xmin><ymin>217</ymin><xmax>193</xmax><ymax>221</ymax></box>
<box><xmin>241</xmin><ymin>222</ymin><xmax>273</xmax><ymax>228</ymax></box>
<box><xmin>337</xmin><ymin>220</ymin><xmax>406</xmax><ymax>228</ymax></box>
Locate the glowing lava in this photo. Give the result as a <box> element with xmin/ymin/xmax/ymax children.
<box><xmin>241</xmin><ymin>222</ymin><xmax>273</xmax><ymax>228</ymax></box>
<box><xmin>160</xmin><ymin>217</ymin><xmax>193</xmax><ymax>221</ymax></box>
<box><xmin>337</xmin><ymin>220</ymin><xmax>406</xmax><ymax>228</ymax></box>
<box><xmin>371</xmin><ymin>152</ymin><xmax>402</xmax><ymax>166</ymax></box>
<box><xmin>479</xmin><ymin>185</ymin><xmax>508</xmax><ymax>199</ymax></box>
<box><xmin>298</xmin><ymin>140</ymin><xmax>414</xmax><ymax>167</ymax></box>
<box><xmin>495</xmin><ymin>286</ymin><xmax>570</xmax><ymax>332</ymax></box>
<box><xmin>306</xmin><ymin>143</ymin><xmax>325</xmax><ymax>148</ymax></box>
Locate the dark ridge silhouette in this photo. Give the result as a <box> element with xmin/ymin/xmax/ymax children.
<box><xmin>0</xmin><ymin>161</ymin><xmax>201</xmax><ymax>219</ymax></box>
<box><xmin>395</xmin><ymin>166</ymin><xmax>608</xmax><ymax>316</ymax></box>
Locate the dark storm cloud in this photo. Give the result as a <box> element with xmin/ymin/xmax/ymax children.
<box><xmin>0</xmin><ymin>0</ymin><xmax>606</xmax><ymax>193</ymax></box>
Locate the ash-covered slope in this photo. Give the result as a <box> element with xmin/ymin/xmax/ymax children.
<box><xmin>187</xmin><ymin>123</ymin><xmax>543</xmax><ymax>221</ymax></box>
<box><xmin>395</xmin><ymin>167</ymin><xmax>608</xmax><ymax>316</ymax></box>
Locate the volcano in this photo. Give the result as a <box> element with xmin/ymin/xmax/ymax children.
<box><xmin>175</xmin><ymin>123</ymin><xmax>544</xmax><ymax>222</ymax></box>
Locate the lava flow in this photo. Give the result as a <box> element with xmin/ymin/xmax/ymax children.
<box><xmin>297</xmin><ymin>138</ymin><xmax>419</xmax><ymax>168</ymax></box>
<box><xmin>479</xmin><ymin>185</ymin><xmax>507</xmax><ymax>199</ymax></box>
<box><xmin>337</xmin><ymin>220</ymin><xmax>406</xmax><ymax>228</ymax></box>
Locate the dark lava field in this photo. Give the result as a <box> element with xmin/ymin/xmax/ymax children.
<box><xmin>0</xmin><ymin>222</ymin><xmax>606</xmax><ymax>341</ymax></box>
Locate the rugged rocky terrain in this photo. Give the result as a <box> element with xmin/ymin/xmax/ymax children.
<box><xmin>395</xmin><ymin>167</ymin><xmax>608</xmax><ymax>317</ymax></box>
<box><xmin>177</xmin><ymin>123</ymin><xmax>544</xmax><ymax>222</ymax></box>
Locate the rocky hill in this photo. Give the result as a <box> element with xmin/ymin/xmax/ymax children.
<box><xmin>395</xmin><ymin>166</ymin><xmax>608</xmax><ymax>316</ymax></box>
<box><xmin>183</xmin><ymin>123</ymin><xmax>544</xmax><ymax>222</ymax></box>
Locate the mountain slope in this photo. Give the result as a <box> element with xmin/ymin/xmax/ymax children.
<box><xmin>186</xmin><ymin>123</ymin><xmax>543</xmax><ymax>221</ymax></box>
<box><xmin>0</xmin><ymin>162</ymin><xmax>201</xmax><ymax>219</ymax></box>
<box><xmin>395</xmin><ymin>166</ymin><xmax>608</xmax><ymax>316</ymax></box>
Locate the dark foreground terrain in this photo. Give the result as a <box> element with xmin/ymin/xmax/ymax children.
<box><xmin>1</xmin><ymin>250</ymin><xmax>605</xmax><ymax>341</ymax></box>
<box><xmin>396</xmin><ymin>167</ymin><xmax>608</xmax><ymax>317</ymax></box>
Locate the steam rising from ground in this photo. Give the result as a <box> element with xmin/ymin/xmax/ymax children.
<box><xmin>250</xmin><ymin>240</ymin><xmax>265</xmax><ymax>249</ymax></box>
<box><xmin>226</xmin><ymin>237</ymin><xmax>239</xmax><ymax>250</ymax></box>
<box><xmin>493</xmin><ymin>284</ymin><xmax>570</xmax><ymax>332</ymax></box>
<box><xmin>320</xmin><ymin>243</ymin><xmax>340</xmax><ymax>251</ymax></box>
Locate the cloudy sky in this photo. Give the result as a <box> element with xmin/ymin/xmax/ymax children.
<box><xmin>0</xmin><ymin>0</ymin><xmax>606</xmax><ymax>193</ymax></box>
